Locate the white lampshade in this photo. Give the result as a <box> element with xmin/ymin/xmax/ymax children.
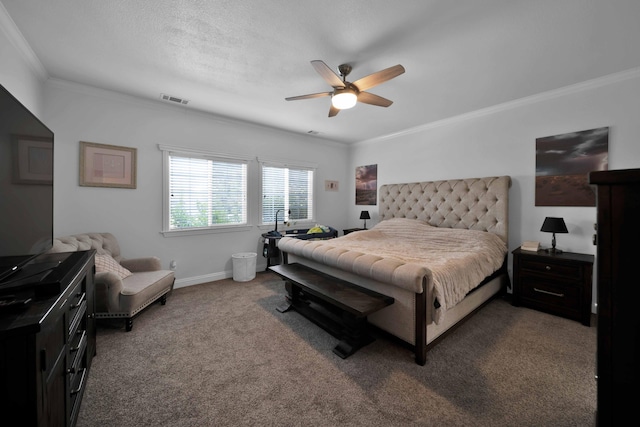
<box><xmin>331</xmin><ymin>89</ymin><xmax>357</xmax><ymax>109</ymax></box>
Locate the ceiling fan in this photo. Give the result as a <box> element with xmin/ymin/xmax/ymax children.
<box><xmin>285</xmin><ymin>60</ymin><xmax>405</xmax><ymax>117</ymax></box>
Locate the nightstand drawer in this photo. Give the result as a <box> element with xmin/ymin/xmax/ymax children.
<box><xmin>521</xmin><ymin>278</ymin><xmax>580</xmax><ymax>312</ymax></box>
<box><xmin>520</xmin><ymin>258</ymin><xmax>581</xmax><ymax>280</ymax></box>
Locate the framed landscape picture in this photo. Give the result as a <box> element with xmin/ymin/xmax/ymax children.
<box><xmin>355</xmin><ymin>164</ymin><xmax>377</xmax><ymax>205</ymax></box>
<box><xmin>535</xmin><ymin>127</ymin><xmax>609</xmax><ymax>206</ymax></box>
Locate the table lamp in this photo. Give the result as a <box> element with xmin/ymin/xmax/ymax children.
<box><xmin>541</xmin><ymin>216</ymin><xmax>568</xmax><ymax>254</ymax></box>
<box><xmin>359</xmin><ymin>210</ymin><xmax>370</xmax><ymax>229</ymax></box>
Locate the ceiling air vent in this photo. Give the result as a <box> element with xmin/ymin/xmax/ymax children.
<box><xmin>160</xmin><ymin>93</ymin><xmax>189</xmax><ymax>105</ymax></box>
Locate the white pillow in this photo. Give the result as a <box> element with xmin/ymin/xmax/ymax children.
<box><xmin>95</xmin><ymin>254</ymin><xmax>132</xmax><ymax>280</ymax></box>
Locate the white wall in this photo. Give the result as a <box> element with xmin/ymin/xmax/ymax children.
<box><xmin>348</xmin><ymin>69</ymin><xmax>640</xmax><ymax>309</ymax></box>
<box><xmin>43</xmin><ymin>80</ymin><xmax>350</xmax><ymax>286</ymax></box>
<box><xmin>0</xmin><ymin>5</ymin><xmax>45</xmax><ymax>117</ymax></box>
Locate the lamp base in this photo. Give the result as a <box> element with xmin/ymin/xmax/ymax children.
<box><xmin>544</xmin><ymin>247</ymin><xmax>563</xmax><ymax>254</ymax></box>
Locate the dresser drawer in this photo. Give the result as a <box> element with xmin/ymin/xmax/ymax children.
<box><xmin>520</xmin><ymin>258</ymin><xmax>581</xmax><ymax>281</ymax></box>
<box><xmin>68</xmin><ymin>282</ymin><xmax>87</xmax><ymax>338</ymax></box>
<box><xmin>69</xmin><ymin>329</ymin><xmax>87</xmax><ymax>373</ymax></box>
<box><xmin>69</xmin><ymin>367</ymin><xmax>88</xmax><ymax>424</ymax></box>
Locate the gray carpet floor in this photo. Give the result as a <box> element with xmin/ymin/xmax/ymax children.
<box><xmin>77</xmin><ymin>271</ymin><xmax>597</xmax><ymax>426</ymax></box>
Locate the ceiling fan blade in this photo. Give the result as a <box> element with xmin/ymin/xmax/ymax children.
<box><xmin>352</xmin><ymin>64</ymin><xmax>405</xmax><ymax>91</ymax></box>
<box><xmin>328</xmin><ymin>104</ymin><xmax>340</xmax><ymax>117</ymax></box>
<box><xmin>311</xmin><ymin>60</ymin><xmax>345</xmax><ymax>88</ymax></box>
<box><xmin>285</xmin><ymin>92</ymin><xmax>332</xmax><ymax>101</ymax></box>
<box><xmin>357</xmin><ymin>91</ymin><xmax>393</xmax><ymax>107</ymax></box>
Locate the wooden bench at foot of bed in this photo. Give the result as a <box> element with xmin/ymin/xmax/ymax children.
<box><xmin>269</xmin><ymin>263</ymin><xmax>394</xmax><ymax>359</ymax></box>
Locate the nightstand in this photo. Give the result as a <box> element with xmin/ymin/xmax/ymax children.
<box><xmin>261</xmin><ymin>233</ymin><xmax>282</xmax><ymax>270</ymax></box>
<box><xmin>343</xmin><ymin>228</ymin><xmax>365</xmax><ymax>235</ymax></box>
<box><xmin>511</xmin><ymin>248</ymin><xmax>594</xmax><ymax>326</ymax></box>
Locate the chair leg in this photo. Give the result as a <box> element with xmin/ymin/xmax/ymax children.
<box><xmin>161</xmin><ymin>294</ymin><xmax>167</xmax><ymax>305</ymax></box>
<box><xmin>125</xmin><ymin>317</ymin><xmax>133</xmax><ymax>332</ymax></box>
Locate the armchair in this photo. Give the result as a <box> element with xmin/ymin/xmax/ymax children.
<box><xmin>48</xmin><ymin>232</ymin><xmax>175</xmax><ymax>331</ymax></box>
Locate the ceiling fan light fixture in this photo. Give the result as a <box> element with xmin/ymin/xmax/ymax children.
<box><xmin>286</xmin><ymin>60</ymin><xmax>404</xmax><ymax>116</ymax></box>
<box><xmin>331</xmin><ymin>89</ymin><xmax>357</xmax><ymax>109</ymax></box>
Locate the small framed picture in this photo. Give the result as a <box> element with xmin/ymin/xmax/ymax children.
<box><xmin>80</xmin><ymin>141</ymin><xmax>137</xmax><ymax>189</ymax></box>
<box><xmin>325</xmin><ymin>180</ymin><xmax>339</xmax><ymax>191</ymax></box>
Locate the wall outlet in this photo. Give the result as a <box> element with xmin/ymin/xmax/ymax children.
<box><xmin>170</xmin><ymin>260</ymin><xmax>177</xmax><ymax>270</ymax></box>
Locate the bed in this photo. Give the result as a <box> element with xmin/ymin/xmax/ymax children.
<box><xmin>276</xmin><ymin>176</ymin><xmax>511</xmax><ymax>365</ymax></box>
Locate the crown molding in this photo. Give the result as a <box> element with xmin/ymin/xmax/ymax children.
<box><xmin>357</xmin><ymin>67</ymin><xmax>640</xmax><ymax>147</ymax></box>
<box><xmin>46</xmin><ymin>77</ymin><xmax>347</xmax><ymax>149</ymax></box>
<box><xmin>0</xmin><ymin>3</ymin><xmax>48</xmax><ymax>80</ymax></box>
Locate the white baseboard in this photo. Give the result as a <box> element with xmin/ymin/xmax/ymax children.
<box><xmin>174</xmin><ymin>271</ymin><xmax>231</xmax><ymax>289</ymax></box>
<box><xmin>173</xmin><ymin>262</ymin><xmax>269</xmax><ymax>289</ymax></box>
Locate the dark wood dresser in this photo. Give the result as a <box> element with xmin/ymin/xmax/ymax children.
<box><xmin>0</xmin><ymin>250</ymin><xmax>95</xmax><ymax>427</ymax></box>
<box><xmin>512</xmin><ymin>248</ymin><xmax>594</xmax><ymax>326</ymax></box>
<box><xmin>589</xmin><ymin>168</ymin><xmax>640</xmax><ymax>426</ymax></box>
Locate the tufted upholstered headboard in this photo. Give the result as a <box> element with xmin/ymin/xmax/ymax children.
<box><xmin>378</xmin><ymin>176</ymin><xmax>511</xmax><ymax>243</ymax></box>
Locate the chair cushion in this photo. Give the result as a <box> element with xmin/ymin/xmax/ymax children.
<box><xmin>95</xmin><ymin>254</ymin><xmax>132</xmax><ymax>279</ymax></box>
<box><xmin>119</xmin><ymin>270</ymin><xmax>175</xmax><ymax>316</ymax></box>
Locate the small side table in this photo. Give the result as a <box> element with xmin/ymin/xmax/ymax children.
<box><xmin>512</xmin><ymin>247</ymin><xmax>594</xmax><ymax>326</ymax></box>
<box><xmin>261</xmin><ymin>233</ymin><xmax>282</xmax><ymax>270</ymax></box>
<box><xmin>343</xmin><ymin>228</ymin><xmax>365</xmax><ymax>235</ymax></box>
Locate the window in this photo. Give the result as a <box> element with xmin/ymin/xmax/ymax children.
<box><xmin>261</xmin><ymin>163</ymin><xmax>314</xmax><ymax>225</ymax></box>
<box><xmin>160</xmin><ymin>146</ymin><xmax>248</xmax><ymax>234</ymax></box>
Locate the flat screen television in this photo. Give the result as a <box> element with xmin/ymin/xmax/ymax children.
<box><xmin>0</xmin><ymin>84</ymin><xmax>54</xmax><ymax>285</ymax></box>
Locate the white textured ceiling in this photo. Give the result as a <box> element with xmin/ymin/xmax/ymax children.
<box><xmin>3</xmin><ymin>0</ymin><xmax>640</xmax><ymax>144</ymax></box>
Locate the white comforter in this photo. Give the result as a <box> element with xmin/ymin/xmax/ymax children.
<box><xmin>277</xmin><ymin>218</ymin><xmax>507</xmax><ymax>324</ymax></box>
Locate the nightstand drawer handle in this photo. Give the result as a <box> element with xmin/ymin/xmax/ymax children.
<box><xmin>534</xmin><ymin>287</ymin><xmax>564</xmax><ymax>298</ymax></box>
<box><xmin>545</xmin><ymin>265</ymin><xmax>551</xmax><ymax>271</ymax></box>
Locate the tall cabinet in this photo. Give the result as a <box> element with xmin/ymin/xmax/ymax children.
<box><xmin>0</xmin><ymin>250</ymin><xmax>95</xmax><ymax>427</ymax></box>
<box><xmin>589</xmin><ymin>168</ymin><xmax>640</xmax><ymax>426</ymax></box>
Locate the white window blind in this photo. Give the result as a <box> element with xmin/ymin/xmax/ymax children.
<box><xmin>262</xmin><ymin>164</ymin><xmax>314</xmax><ymax>224</ymax></box>
<box><xmin>169</xmin><ymin>154</ymin><xmax>247</xmax><ymax>230</ymax></box>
